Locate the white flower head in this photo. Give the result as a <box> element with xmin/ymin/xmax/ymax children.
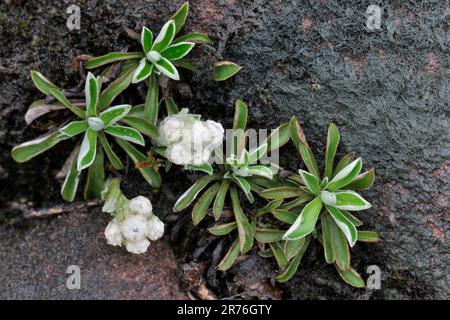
<box><xmin>147</xmin><ymin>215</ymin><xmax>165</xmax><ymax>241</ymax></box>
<box><xmin>129</xmin><ymin>196</ymin><xmax>153</xmax><ymax>217</ymax></box>
<box><xmin>204</xmin><ymin>120</ymin><xmax>224</xmax><ymax>147</ymax></box>
<box><xmin>166</xmin><ymin>143</ymin><xmax>192</xmax><ymax>165</ymax></box>
<box><xmin>159</xmin><ymin>116</ymin><xmax>184</xmax><ymax>145</ymax></box>
<box><xmin>182</xmin><ymin>120</ymin><xmax>208</xmax><ymax>146</ymax></box>
<box><xmin>104</xmin><ymin>220</ymin><xmax>123</xmax><ymax>246</ymax></box>
<box><xmin>120</xmin><ymin>215</ymin><xmax>149</xmax><ymax>242</ymax></box>
<box><xmin>126</xmin><ymin>239</ymin><xmax>151</xmax><ymax>254</ymax></box>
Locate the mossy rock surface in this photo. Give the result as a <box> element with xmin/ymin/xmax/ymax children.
<box><xmin>0</xmin><ymin>0</ymin><xmax>448</xmax><ymax>299</ymax></box>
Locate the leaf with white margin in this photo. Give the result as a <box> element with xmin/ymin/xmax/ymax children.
<box><xmin>132</xmin><ymin>58</ymin><xmax>153</xmax><ymax>83</ymax></box>
<box><xmin>77</xmin><ymin>128</ymin><xmax>97</xmax><ymax>171</ymax></box>
<box><xmin>283</xmin><ymin>196</ymin><xmax>323</xmax><ymax>240</ymax></box>
<box><xmin>154</xmin><ymin>57</ymin><xmax>179</xmax><ymax>80</ymax></box>
<box><xmin>152</xmin><ymin>20</ymin><xmax>176</xmax><ymax>52</ymax></box>
<box><xmin>141</xmin><ymin>26</ymin><xmax>153</xmax><ymax>54</ymax></box>
<box><xmin>248</xmin><ymin>165</ymin><xmax>273</xmax><ymax>179</ymax></box>
<box><xmin>11</xmin><ymin>131</ymin><xmax>63</xmax><ymax>163</ymax></box>
<box><xmin>331</xmin><ymin>190</ymin><xmax>372</xmax><ymax>211</ymax></box>
<box><xmin>104</xmin><ymin>125</ymin><xmax>145</xmax><ymax>146</ymax></box>
<box><xmin>248</xmin><ymin>143</ymin><xmax>268</xmax><ymax>164</ymax></box>
<box><xmin>298</xmin><ymin>169</ymin><xmax>320</xmax><ymax>194</ymax></box>
<box><xmin>59</xmin><ymin>120</ymin><xmax>88</xmax><ymax>138</ymax></box>
<box><xmin>61</xmin><ymin>150</ymin><xmax>80</xmax><ymax>202</ymax></box>
<box><xmin>326</xmin><ymin>158</ymin><xmax>362</xmax><ymax>191</ymax></box>
<box><xmin>326</xmin><ymin>205</ymin><xmax>357</xmax><ymax>247</ymax></box>
<box><xmin>161</xmin><ymin>42</ymin><xmax>195</xmax><ymax>61</ymax></box>
<box><xmin>85</xmin><ymin>72</ymin><xmax>99</xmax><ymax>117</ymax></box>
<box><xmin>99</xmin><ymin>104</ymin><xmax>131</xmax><ymax>127</ymax></box>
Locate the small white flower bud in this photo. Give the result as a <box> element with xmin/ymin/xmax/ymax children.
<box><xmin>126</xmin><ymin>239</ymin><xmax>151</xmax><ymax>254</ymax></box>
<box><xmin>87</xmin><ymin>117</ymin><xmax>105</xmax><ymax>131</ymax></box>
<box><xmin>104</xmin><ymin>220</ymin><xmax>123</xmax><ymax>246</ymax></box>
<box><xmin>129</xmin><ymin>196</ymin><xmax>153</xmax><ymax>217</ymax></box>
<box><xmin>320</xmin><ymin>190</ymin><xmax>337</xmax><ymax>206</ymax></box>
<box><xmin>166</xmin><ymin>143</ymin><xmax>192</xmax><ymax>165</ymax></box>
<box><xmin>146</xmin><ymin>50</ymin><xmax>161</xmax><ymax>63</ymax></box>
<box><xmin>147</xmin><ymin>215</ymin><xmax>165</xmax><ymax>241</ymax></box>
<box><xmin>159</xmin><ymin>116</ymin><xmax>184</xmax><ymax>145</ymax></box>
<box><xmin>120</xmin><ymin>215</ymin><xmax>149</xmax><ymax>242</ymax></box>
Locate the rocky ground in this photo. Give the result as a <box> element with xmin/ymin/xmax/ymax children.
<box><xmin>0</xmin><ymin>0</ymin><xmax>448</xmax><ymax>299</ymax></box>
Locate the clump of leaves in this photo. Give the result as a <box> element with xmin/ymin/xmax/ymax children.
<box><xmin>173</xmin><ymin>99</ymin><xmax>290</xmax><ymax>269</ymax></box>
<box><xmin>11</xmin><ymin>71</ymin><xmax>161</xmax><ymax>201</ymax></box>
<box><xmin>258</xmin><ymin>117</ymin><xmax>379</xmax><ymax>286</ymax></box>
<box><xmin>84</xmin><ymin>2</ymin><xmax>212</xmax><ymax>125</ymax></box>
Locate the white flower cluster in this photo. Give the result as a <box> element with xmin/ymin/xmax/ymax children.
<box><xmin>156</xmin><ymin>109</ymin><xmax>224</xmax><ymax>165</ymax></box>
<box><xmin>104</xmin><ymin>196</ymin><xmax>164</xmax><ymax>254</ymax></box>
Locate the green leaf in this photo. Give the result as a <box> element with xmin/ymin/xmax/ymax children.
<box><xmin>248</xmin><ymin>165</ymin><xmax>273</xmax><ymax>179</ymax></box>
<box><xmin>357</xmin><ymin>230</ymin><xmax>380</xmax><ymax>243</ymax></box>
<box><xmin>271</xmin><ymin>208</ymin><xmax>298</xmax><ymax>224</ymax></box>
<box><xmin>340</xmin><ymin>210</ymin><xmax>363</xmax><ymax>227</ymax></box>
<box><xmin>115</xmin><ymin>138</ymin><xmax>161</xmax><ymax>187</ymax></box>
<box><xmin>99</xmin><ymin>66</ymin><xmax>136</xmax><ymax>111</ymax></box>
<box><xmin>321</xmin><ymin>214</ymin><xmax>336</xmax><ymax>264</ymax></box>
<box><xmin>99</xmin><ymin>104</ymin><xmax>131</xmax><ymax>127</ymax></box>
<box><xmin>154</xmin><ymin>57</ymin><xmax>179</xmax><ymax>80</ymax></box>
<box><xmin>173</xmin><ymin>59</ymin><xmax>196</xmax><ymax>71</ymax></box>
<box><xmin>59</xmin><ymin>120</ymin><xmax>88</xmax><ymax>138</ymax></box>
<box><xmin>84</xmin><ymin>52</ymin><xmax>143</xmax><ymax>69</ymax></box>
<box><xmin>248</xmin><ymin>143</ymin><xmax>267</xmax><ymax>164</ymax></box>
<box><xmin>329</xmin><ymin>190</ymin><xmax>372</xmax><ymax>211</ymax></box>
<box><xmin>346</xmin><ymin>168</ymin><xmax>375</xmax><ymax>191</ymax></box>
<box><xmin>132</xmin><ymin>58</ymin><xmax>153</xmax><ymax>83</ymax></box>
<box><xmin>152</xmin><ymin>20</ymin><xmax>176</xmax><ymax>52</ymax></box>
<box><xmin>276</xmin><ymin>237</ymin><xmax>311</xmax><ymax>283</ymax></box>
<box><xmin>192</xmin><ymin>183</ymin><xmax>220</xmax><ymax>225</ymax></box>
<box><xmin>284</xmin><ymin>237</ymin><xmax>306</xmax><ymax>260</ymax></box>
<box><xmin>325</xmin><ymin>123</ymin><xmax>340</xmax><ymax>178</ymax></box>
<box><xmin>230</xmin><ymin>187</ymin><xmax>254</xmax><ymax>254</ymax></box>
<box><xmin>298</xmin><ymin>169</ymin><xmax>320</xmax><ymax>194</ymax></box>
<box><xmin>164</xmin><ymin>97</ymin><xmax>179</xmax><ymax>115</ymax></box>
<box><xmin>259</xmin><ymin>187</ymin><xmax>305</xmax><ymax>200</ymax></box>
<box><xmin>269</xmin><ymin>242</ymin><xmax>288</xmax><ymax>268</ymax></box>
<box><xmin>326</xmin><ymin>205</ymin><xmax>357</xmax><ymax>247</ymax></box>
<box><xmin>289</xmin><ymin>116</ymin><xmax>319</xmax><ymax>178</ymax></box>
<box><xmin>170</xmin><ymin>2</ymin><xmax>189</xmax><ymax>34</ymax></box>
<box><xmin>214</xmin><ymin>61</ymin><xmax>242</xmax><ymax>81</ymax></box>
<box><xmin>120</xmin><ymin>117</ymin><xmax>158</xmax><ymax>139</ymax></box>
<box><xmin>85</xmin><ymin>72</ymin><xmax>99</xmax><ymax>117</ymax></box>
<box><xmin>279</xmin><ymin>193</ymin><xmax>314</xmax><ymax>210</ymax></box>
<box><xmin>173</xmin><ymin>173</ymin><xmax>220</xmax><ymax>211</ymax></box>
<box><xmin>98</xmin><ymin>132</ymin><xmax>124</xmax><ymax>170</ymax></box>
<box><xmin>256</xmin><ymin>199</ymin><xmax>283</xmax><ymax>217</ymax></box>
<box><xmin>47</xmin><ymin>87</ymin><xmax>85</xmax><ymax>119</ymax></box>
<box><xmin>77</xmin><ymin>129</ymin><xmax>97</xmax><ymax>171</ymax></box>
<box><xmin>187</xmin><ymin>163</ymin><xmax>214</xmax><ymax>175</ymax></box>
<box><xmin>329</xmin><ymin>218</ymin><xmax>350</xmax><ymax>271</ymax></box>
<box><xmin>208</xmin><ymin>222</ymin><xmax>237</xmax><ymax>236</ymax></box>
<box><xmin>105</xmin><ymin>125</ymin><xmax>145</xmax><ymax>146</ymax></box>
<box><xmin>265</xmin><ymin>122</ymin><xmax>290</xmax><ymax>152</ymax></box>
<box><xmin>217</xmin><ymin>239</ymin><xmax>240</xmax><ymax>271</ymax></box>
<box><xmin>332</xmin><ymin>153</ymin><xmax>355</xmax><ymax>178</ymax></box>
<box><xmin>233</xmin><ymin>176</ymin><xmax>252</xmax><ymax>201</ymax></box>
<box><xmin>61</xmin><ymin>149</ymin><xmax>80</xmax><ymax>202</ymax></box>
<box><xmin>173</xmin><ymin>32</ymin><xmax>213</xmax><ymax>44</ymax></box>
<box><xmin>161</xmin><ymin>42</ymin><xmax>195</xmax><ymax>61</ymax></box>
<box><xmin>336</xmin><ymin>267</ymin><xmax>365</xmax><ymax>288</ymax></box>
<box><xmin>11</xmin><ymin>131</ymin><xmax>63</xmax><ymax>163</ymax></box>
<box><xmin>141</xmin><ymin>26</ymin><xmax>153</xmax><ymax>54</ymax></box>
<box><xmin>255</xmin><ymin>229</ymin><xmax>285</xmax><ymax>243</ymax></box>
<box><xmin>283</xmin><ymin>197</ymin><xmax>323</xmax><ymax>240</ymax></box>
<box><xmin>83</xmin><ymin>147</ymin><xmax>105</xmax><ymax>200</ymax></box>
<box><xmin>326</xmin><ymin>158</ymin><xmax>362</xmax><ymax>191</ymax></box>
<box><xmin>30</xmin><ymin>70</ymin><xmax>58</xmax><ymax>95</ymax></box>
<box><xmin>213</xmin><ymin>180</ymin><xmax>230</xmax><ymax>220</ymax></box>
<box><xmin>144</xmin><ymin>72</ymin><xmax>159</xmax><ymax>124</ymax></box>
